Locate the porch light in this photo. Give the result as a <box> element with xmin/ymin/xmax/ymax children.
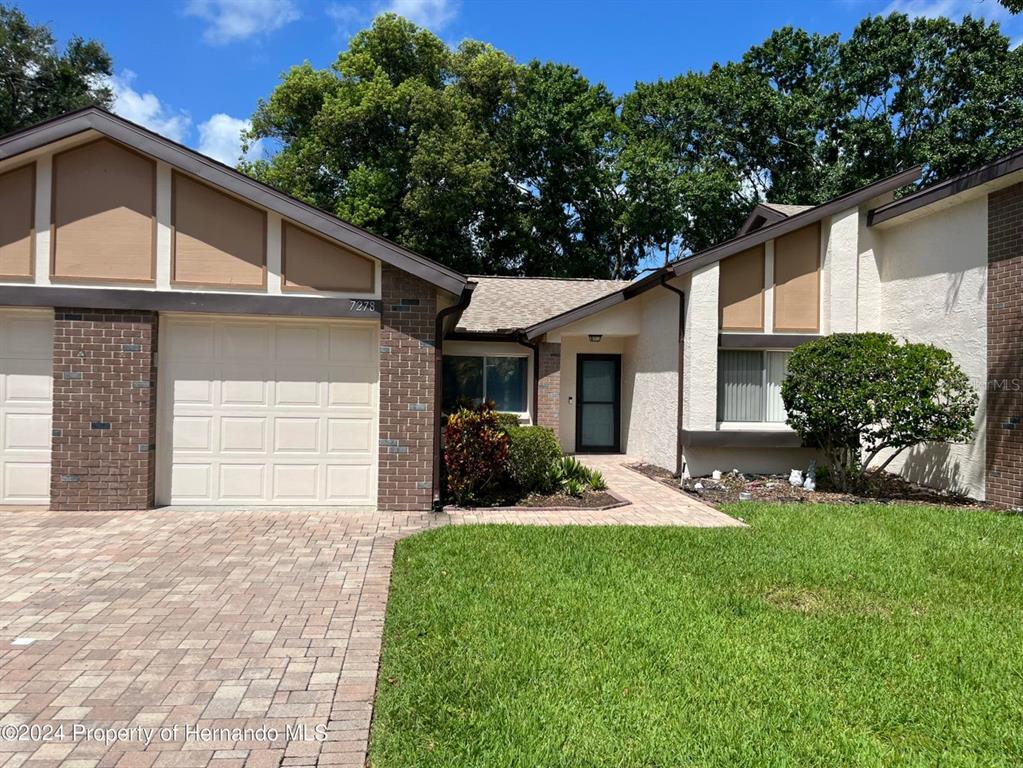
<box><xmin>588</xmin><ymin>334</ymin><xmax>602</xmax><ymax>343</ymax></box>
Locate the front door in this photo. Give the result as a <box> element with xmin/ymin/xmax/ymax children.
<box><xmin>576</xmin><ymin>354</ymin><xmax>621</xmax><ymax>453</ymax></box>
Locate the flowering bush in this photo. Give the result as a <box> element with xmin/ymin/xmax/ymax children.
<box><xmin>444</xmin><ymin>402</ymin><xmax>510</xmax><ymax>506</ymax></box>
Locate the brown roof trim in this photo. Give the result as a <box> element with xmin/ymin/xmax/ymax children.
<box><xmin>0</xmin><ymin>107</ymin><xmax>468</xmax><ymax>295</ymax></box>
<box><xmin>0</xmin><ymin>285</ymin><xmax>382</xmax><ymax>319</ymax></box>
<box><xmin>522</xmin><ymin>267</ymin><xmax>672</xmax><ymax>340</ymax></box>
<box><xmin>868</xmin><ymin>148</ymin><xmax>1023</xmax><ymax>226</ymax></box>
<box><xmin>670</xmin><ymin>166</ymin><xmax>922</xmax><ymax>278</ymax></box>
<box><xmin>718</xmin><ymin>332</ymin><xmax>820</xmax><ymax>349</ymax></box>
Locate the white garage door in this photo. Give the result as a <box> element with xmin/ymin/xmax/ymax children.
<box><xmin>159</xmin><ymin>315</ymin><xmax>379</xmax><ymax>505</ymax></box>
<box><xmin>0</xmin><ymin>309</ymin><xmax>52</xmax><ymax>504</ymax></box>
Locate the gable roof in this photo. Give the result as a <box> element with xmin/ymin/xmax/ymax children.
<box><xmin>456</xmin><ymin>276</ymin><xmax>630</xmax><ymax>335</ymax></box>
<box><xmin>868</xmin><ymin>147</ymin><xmax>1023</xmax><ymax>226</ymax></box>
<box><xmin>737</xmin><ymin>202</ymin><xmax>814</xmax><ymax>236</ymax></box>
<box><xmin>522</xmin><ymin>166</ymin><xmax>922</xmax><ymax>339</ymax></box>
<box><xmin>0</xmin><ymin>107</ymin><xmax>467</xmax><ymax>295</ymax></box>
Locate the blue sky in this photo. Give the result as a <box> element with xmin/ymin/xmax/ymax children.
<box><xmin>20</xmin><ymin>0</ymin><xmax>1023</xmax><ymax>165</ymax></box>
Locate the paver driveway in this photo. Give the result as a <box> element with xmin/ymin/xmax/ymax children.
<box><xmin>0</xmin><ymin>465</ymin><xmax>738</xmax><ymax>767</ymax></box>
<box><xmin>0</xmin><ymin>508</ymin><xmax>442</xmax><ymax>768</ymax></box>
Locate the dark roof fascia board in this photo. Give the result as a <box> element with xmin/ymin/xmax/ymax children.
<box><xmin>522</xmin><ymin>268</ymin><xmax>671</xmax><ymax>340</ymax></box>
<box><xmin>446</xmin><ymin>330</ymin><xmax>522</xmax><ymax>342</ymax></box>
<box><xmin>718</xmin><ymin>333</ymin><xmax>821</xmax><ymax>349</ymax></box>
<box><xmin>0</xmin><ymin>286</ymin><xmax>382</xmax><ymax>319</ymax></box>
<box><xmin>0</xmin><ymin>108</ymin><xmax>467</xmax><ymax>295</ymax></box>
<box><xmin>670</xmin><ymin>166</ymin><xmax>922</xmax><ymax>278</ymax></box>
<box><xmin>868</xmin><ymin>149</ymin><xmax>1023</xmax><ymax>226</ymax></box>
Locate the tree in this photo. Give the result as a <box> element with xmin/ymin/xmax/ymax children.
<box><xmin>624</xmin><ymin>13</ymin><xmax>1023</xmax><ymax>258</ymax></box>
<box><xmin>781</xmin><ymin>334</ymin><xmax>978</xmax><ymax>492</ymax></box>
<box><xmin>245</xmin><ymin>14</ymin><xmax>632</xmax><ymax>278</ymax></box>
<box><xmin>0</xmin><ymin>4</ymin><xmax>113</xmax><ymax>135</ymax></box>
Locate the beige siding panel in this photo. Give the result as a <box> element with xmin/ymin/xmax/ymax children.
<box><xmin>52</xmin><ymin>139</ymin><xmax>155</xmax><ymax>282</ymax></box>
<box><xmin>282</xmin><ymin>222</ymin><xmax>376</xmax><ymax>293</ymax></box>
<box><xmin>719</xmin><ymin>245</ymin><xmax>764</xmax><ymax>331</ymax></box>
<box><xmin>172</xmin><ymin>173</ymin><xmax>266</xmax><ymax>288</ymax></box>
<box><xmin>0</xmin><ymin>164</ymin><xmax>34</xmax><ymax>280</ymax></box>
<box><xmin>774</xmin><ymin>222</ymin><xmax>820</xmax><ymax>332</ymax></box>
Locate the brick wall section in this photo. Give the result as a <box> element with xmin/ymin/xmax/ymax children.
<box><xmin>50</xmin><ymin>309</ymin><xmax>158</xmax><ymax>511</ymax></box>
<box><xmin>379</xmin><ymin>266</ymin><xmax>437</xmax><ymax>511</ymax></box>
<box><xmin>987</xmin><ymin>184</ymin><xmax>1023</xmax><ymax>509</ymax></box>
<box><xmin>536</xmin><ymin>342</ymin><xmax>561</xmax><ymax>433</ymax></box>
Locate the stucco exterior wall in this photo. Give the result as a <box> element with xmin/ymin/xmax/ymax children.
<box><xmin>684</xmin><ymin>447</ymin><xmax>820</xmax><ymax>478</ymax></box>
<box><xmin>827</xmin><ymin>206</ymin><xmax>859</xmax><ymax>333</ymax></box>
<box><xmin>622</xmin><ymin>284</ymin><xmax>681</xmax><ymax>470</ymax></box>
<box><xmin>873</xmin><ymin>196</ymin><xmax>988</xmax><ymax>499</ymax></box>
<box><xmin>682</xmin><ymin>265</ymin><xmax>718</xmax><ymax>433</ymax></box>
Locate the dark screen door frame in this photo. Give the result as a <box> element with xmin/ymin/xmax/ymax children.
<box><xmin>575</xmin><ymin>353</ymin><xmax>621</xmax><ymax>453</ymax></box>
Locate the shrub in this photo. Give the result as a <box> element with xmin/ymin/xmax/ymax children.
<box><xmin>495</xmin><ymin>412</ymin><xmax>522</xmax><ymax>431</ymax></box>
<box><xmin>444</xmin><ymin>403</ymin><xmax>510</xmax><ymax>506</ymax></box>
<box><xmin>781</xmin><ymin>333</ymin><xmax>978</xmax><ymax>492</ymax></box>
<box><xmin>546</xmin><ymin>456</ymin><xmax>607</xmax><ymax>496</ymax></box>
<box><xmin>506</xmin><ymin>425</ymin><xmax>562</xmax><ymax>494</ymax></box>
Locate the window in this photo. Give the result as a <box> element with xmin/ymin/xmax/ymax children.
<box><xmin>442</xmin><ymin>355</ymin><xmax>528</xmax><ymax>413</ymax></box>
<box><xmin>717</xmin><ymin>350</ymin><xmax>791</xmax><ymax>423</ymax></box>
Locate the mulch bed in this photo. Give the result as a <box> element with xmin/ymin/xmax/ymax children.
<box><xmin>626</xmin><ymin>462</ymin><xmax>994</xmax><ymax>511</ymax></box>
<box><xmin>445</xmin><ymin>489</ymin><xmax>627</xmax><ymax>512</ymax></box>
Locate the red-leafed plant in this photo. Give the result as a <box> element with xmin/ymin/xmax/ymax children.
<box><xmin>444</xmin><ymin>402</ymin><xmax>510</xmax><ymax>506</ymax></box>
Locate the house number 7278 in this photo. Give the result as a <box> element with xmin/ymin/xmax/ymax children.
<box><xmin>349</xmin><ymin>300</ymin><xmax>376</xmax><ymax>313</ymax></box>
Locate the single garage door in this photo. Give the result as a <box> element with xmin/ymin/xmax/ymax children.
<box><xmin>158</xmin><ymin>315</ymin><xmax>379</xmax><ymax>505</ymax></box>
<box><xmin>0</xmin><ymin>309</ymin><xmax>52</xmax><ymax>504</ymax></box>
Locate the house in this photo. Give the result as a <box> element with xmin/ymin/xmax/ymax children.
<box><xmin>444</xmin><ymin>160</ymin><xmax>1022</xmax><ymax>510</ymax></box>
<box><xmin>0</xmin><ymin>107</ymin><xmax>1019</xmax><ymax>513</ymax></box>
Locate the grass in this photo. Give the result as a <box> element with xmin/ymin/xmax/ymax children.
<box><xmin>369</xmin><ymin>504</ymin><xmax>1023</xmax><ymax>767</ymax></box>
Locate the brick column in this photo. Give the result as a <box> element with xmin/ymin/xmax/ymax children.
<box><xmin>536</xmin><ymin>342</ymin><xmax>561</xmax><ymax>433</ymax></box>
<box><xmin>379</xmin><ymin>266</ymin><xmax>437</xmax><ymax>511</ymax></box>
<box><xmin>987</xmin><ymin>184</ymin><xmax>1023</xmax><ymax>509</ymax></box>
<box><xmin>51</xmin><ymin>309</ymin><xmax>158</xmax><ymax>511</ymax></box>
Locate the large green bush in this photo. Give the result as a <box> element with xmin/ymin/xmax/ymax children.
<box><xmin>781</xmin><ymin>333</ymin><xmax>978</xmax><ymax>492</ymax></box>
<box><xmin>506</xmin><ymin>425</ymin><xmax>562</xmax><ymax>494</ymax></box>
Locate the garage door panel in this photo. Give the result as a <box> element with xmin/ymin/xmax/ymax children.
<box><xmin>173</xmin><ymin>371</ymin><xmax>215</xmax><ymax>405</ymax></box>
<box><xmin>0</xmin><ymin>310</ymin><xmax>53</xmax><ymax>504</ymax></box>
<box><xmin>4</xmin><ymin>413</ymin><xmax>50</xmax><ymax>450</ymax></box>
<box><xmin>326</xmin><ymin>464</ymin><xmax>373</xmax><ymax>501</ymax></box>
<box><xmin>221</xmin><ymin>370</ymin><xmax>269</xmax><ymax>407</ymax></box>
<box><xmin>327</xmin><ymin>418</ymin><xmax>373</xmax><ymax>453</ymax></box>
<box><xmin>219</xmin><ymin>463</ymin><xmax>266</xmax><ymax>500</ymax></box>
<box><xmin>276</xmin><ymin>325</ymin><xmax>322</xmax><ymax>361</ymax></box>
<box><xmin>169</xmin><ymin>321</ymin><xmax>216</xmax><ymax>359</ymax></box>
<box><xmin>219</xmin><ymin>323</ymin><xmax>270</xmax><ymax>359</ymax></box>
<box><xmin>4</xmin><ymin>317</ymin><xmax>54</xmax><ymax>359</ymax></box>
<box><xmin>274</xmin><ymin>417</ymin><xmax>319</xmax><ymax>453</ymax></box>
<box><xmin>329</xmin><ymin>326</ymin><xmax>375</xmax><ymax>363</ymax></box>
<box><xmin>162</xmin><ymin>315</ymin><xmax>378</xmax><ymax>505</ymax></box>
<box><xmin>4</xmin><ymin>462</ymin><xmax>49</xmax><ymax>502</ymax></box>
<box><xmin>171</xmin><ymin>463</ymin><xmax>212</xmax><ymax>500</ymax></box>
<box><xmin>4</xmin><ymin>365</ymin><xmax>51</xmax><ymax>403</ymax></box>
<box><xmin>221</xmin><ymin>417</ymin><xmax>267</xmax><ymax>453</ymax></box>
<box><xmin>273</xmin><ymin>464</ymin><xmax>319</xmax><ymax>499</ymax></box>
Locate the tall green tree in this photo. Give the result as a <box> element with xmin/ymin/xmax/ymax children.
<box><xmin>624</xmin><ymin>13</ymin><xmax>1023</xmax><ymax>258</ymax></box>
<box><xmin>245</xmin><ymin>14</ymin><xmax>629</xmax><ymax>277</ymax></box>
<box><xmin>0</xmin><ymin>4</ymin><xmax>112</xmax><ymax>135</ymax></box>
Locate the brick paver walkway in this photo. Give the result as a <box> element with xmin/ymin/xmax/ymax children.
<box><xmin>0</xmin><ymin>463</ymin><xmax>739</xmax><ymax>767</ymax></box>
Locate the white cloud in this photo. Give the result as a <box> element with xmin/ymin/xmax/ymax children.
<box><xmin>197</xmin><ymin>113</ymin><xmax>265</xmax><ymax>166</ymax></box>
<box><xmin>109</xmin><ymin>70</ymin><xmax>191</xmax><ymax>143</ymax></box>
<box><xmin>882</xmin><ymin>0</ymin><xmax>1010</xmax><ymax>22</ymax></box>
<box><xmin>185</xmin><ymin>0</ymin><xmax>300</xmax><ymax>45</ymax></box>
<box><xmin>327</xmin><ymin>0</ymin><xmax>459</xmax><ymax>35</ymax></box>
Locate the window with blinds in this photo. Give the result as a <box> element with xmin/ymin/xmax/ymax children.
<box><xmin>717</xmin><ymin>350</ymin><xmax>791</xmax><ymax>423</ymax></box>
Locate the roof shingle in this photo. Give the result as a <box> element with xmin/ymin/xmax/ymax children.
<box><xmin>456</xmin><ymin>275</ymin><xmax>631</xmax><ymax>334</ymax></box>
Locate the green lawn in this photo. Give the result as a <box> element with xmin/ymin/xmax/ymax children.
<box><xmin>370</xmin><ymin>504</ymin><xmax>1023</xmax><ymax>767</ymax></box>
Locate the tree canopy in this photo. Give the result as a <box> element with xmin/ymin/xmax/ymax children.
<box><xmin>0</xmin><ymin>4</ymin><xmax>113</xmax><ymax>135</ymax></box>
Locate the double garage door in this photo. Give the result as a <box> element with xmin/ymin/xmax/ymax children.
<box><xmin>0</xmin><ymin>311</ymin><xmax>380</xmax><ymax>507</ymax></box>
